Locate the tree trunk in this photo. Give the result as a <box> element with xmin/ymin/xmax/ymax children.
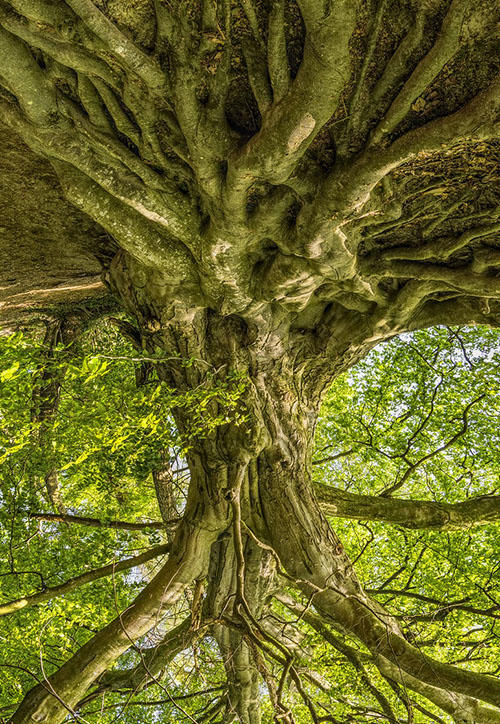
<box><xmin>31</xmin><ymin>316</ymin><xmax>83</xmax><ymax>513</ymax></box>
<box><xmin>11</xmin><ymin>250</ymin><xmax>500</xmax><ymax>723</ymax></box>
<box><xmin>4</xmin><ymin>1</ymin><xmax>500</xmax><ymax>720</ymax></box>
<box><xmin>205</xmin><ymin>535</ymin><xmax>275</xmax><ymax>724</ymax></box>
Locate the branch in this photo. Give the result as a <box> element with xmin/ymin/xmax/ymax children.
<box><xmin>92</xmin><ymin>79</ymin><xmax>141</xmax><ymax>146</ymax></box>
<box><xmin>378</xmin><ymin>657</ymin><xmax>500</xmax><ymax>724</ymax></box>
<box><xmin>363</xmin><ymin>258</ymin><xmax>500</xmax><ymax>300</ymax></box>
<box><xmin>314</xmin><ymin>579</ymin><xmax>500</xmax><ymax>711</ymax></box>
<box><xmin>275</xmin><ymin>593</ymin><xmax>396</xmax><ymax>721</ymax></box>
<box><xmin>64</xmin><ymin>0</ymin><xmax>166</xmax><ymax>93</ymax></box>
<box><xmin>301</xmin><ymin>69</ymin><xmax>500</xmax><ymax>244</ymax></box>
<box><xmin>380</xmin><ymin>394</ymin><xmax>485</xmax><ymax>496</ymax></box>
<box><xmin>356</xmin><ymin>1</ymin><xmax>438</xmax><ymax>137</ymax></box>
<box><xmin>0</xmin><ymin>12</ymin><xmax>119</xmax><ymax>89</ymax></box>
<box><xmin>225</xmin><ymin>0</ymin><xmax>358</xmax><ymax>209</ymax></box>
<box><xmin>0</xmin><ymin>545</ymin><xmax>170</xmax><ymax>617</ymax></box>
<box><xmin>263</xmin><ymin>473</ymin><xmax>500</xmax><ymax>714</ymax></box>
<box><xmin>0</xmin><ymin>99</ymin><xmax>200</xmax><ymax>262</ymax></box>
<box><xmin>381</xmin><ymin>219</ymin><xmax>500</xmax><ymax>263</ymax></box>
<box><xmin>31</xmin><ymin>512</ymin><xmax>166</xmax><ymax>530</ymax></box>
<box><xmin>279</xmin><ymin>594</ymin><xmax>500</xmax><ymax>724</ymax></box>
<box><xmin>9</xmin><ymin>513</ymin><xmax>225</xmax><ymax>724</ymax></box>
<box><xmin>367</xmin><ymin>588</ymin><xmax>500</xmax><ymax>621</ymax></box>
<box><xmin>369</xmin><ymin>0</ymin><xmax>470</xmax><ymax>146</ymax></box>
<box><xmin>339</xmin><ymin>0</ymin><xmax>390</xmax><ymax>153</ymax></box>
<box><xmin>52</xmin><ymin>161</ymin><xmax>199</xmax><ymax>277</ymax></box>
<box><xmin>8</xmin><ymin>0</ymin><xmax>75</xmax><ymax>28</ymax></box>
<box><xmin>383</xmin><ymin>70</ymin><xmax>500</xmax><ymax>161</ymax></box>
<box><xmin>267</xmin><ymin>0</ymin><xmax>290</xmax><ymax>104</ymax></box>
<box><xmin>408</xmin><ymin>296</ymin><xmax>500</xmax><ymax>331</ymax></box>
<box><xmin>242</xmin><ymin>37</ymin><xmax>272</xmax><ymax>117</ymax></box>
<box><xmin>90</xmin><ymin>615</ymin><xmax>196</xmax><ymax>696</ymax></box>
<box><xmin>314</xmin><ymin>483</ymin><xmax>500</xmax><ymax>530</ymax></box>
<box><xmin>80</xmin><ymin>687</ymin><xmax>226</xmax><ymax>715</ymax></box>
<box><xmin>0</xmin><ymin>26</ymin><xmax>55</xmax><ymax>124</ymax></box>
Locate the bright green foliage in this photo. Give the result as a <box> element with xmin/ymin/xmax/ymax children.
<box><xmin>308</xmin><ymin>325</ymin><xmax>500</xmax><ymax>720</ymax></box>
<box><xmin>1</xmin><ymin>323</ymin><xmax>500</xmax><ymax>722</ymax></box>
<box><xmin>0</xmin><ymin>320</ymin><xmax>245</xmax><ymax>716</ymax></box>
<box><xmin>317</xmin><ymin>325</ymin><xmax>500</xmax><ymax>502</ymax></box>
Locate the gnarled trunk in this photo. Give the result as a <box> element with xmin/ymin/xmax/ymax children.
<box><xmin>12</xmin><ymin>242</ymin><xmax>500</xmax><ymax>724</ymax></box>
<box><xmin>4</xmin><ymin>0</ymin><xmax>500</xmax><ymax>720</ymax></box>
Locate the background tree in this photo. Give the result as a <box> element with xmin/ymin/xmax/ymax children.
<box><xmin>1</xmin><ymin>0</ymin><xmax>500</xmax><ymax>722</ymax></box>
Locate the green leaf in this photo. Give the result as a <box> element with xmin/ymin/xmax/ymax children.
<box><xmin>1</xmin><ymin>362</ymin><xmax>20</xmax><ymax>382</ymax></box>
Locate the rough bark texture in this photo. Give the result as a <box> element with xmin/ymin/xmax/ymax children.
<box><xmin>2</xmin><ymin>0</ymin><xmax>500</xmax><ymax>721</ymax></box>
<box><xmin>0</xmin><ymin>122</ymin><xmax>110</xmax><ymax>328</ymax></box>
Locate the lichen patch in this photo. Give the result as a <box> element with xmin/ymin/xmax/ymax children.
<box><xmin>287</xmin><ymin>113</ymin><xmax>316</xmax><ymax>153</ymax></box>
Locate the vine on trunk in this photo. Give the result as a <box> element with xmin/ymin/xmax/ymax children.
<box><xmin>2</xmin><ymin>0</ymin><xmax>500</xmax><ymax>722</ymax></box>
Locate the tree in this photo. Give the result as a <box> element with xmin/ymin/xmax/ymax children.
<box><xmin>2</xmin><ymin>323</ymin><xmax>500</xmax><ymax>724</ymax></box>
<box><xmin>1</xmin><ymin>0</ymin><xmax>500</xmax><ymax>721</ymax></box>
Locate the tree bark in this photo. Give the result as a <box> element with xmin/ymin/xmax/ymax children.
<box><xmin>4</xmin><ymin>1</ymin><xmax>500</xmax><ymax>720</ymax></box>
<box><xmin>204</xmin><ymin>535</ymin><xmax>275</xmax><ymax>724</ymax></box>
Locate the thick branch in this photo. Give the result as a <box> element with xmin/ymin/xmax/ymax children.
<box><xmin>225</xmin><ymin>0</ymin><xmax>358</xmax><ymax>211</ymax></box>
<box><xmin>263</xmin><ymin>460</ymin><xmax>500</xmax><ymax>714</ymax></box>
<box><xmin>53</xmin><ymin>162</ymin><xmax>199</xmax><ymax>278</ymax></box>
<box><xmin>92</xmin><ymin>615</ymin><xmax>196</xmax><ymax>696</ymax></box>
<box><xmin>63</xmin><ymin>0</ymin><xmax>166</xmax><ymax>93</ymax></box>
<box><xmin>0</xmin><ymin>27</ymin><xmax>55</xmax><ymax>124</ymax></box>
<box><xmin>267</xmin><ymin>0</ymin><xmax>289</xmax><ymax>104</ymax></box>
<box><xmin>378</xmin><ymin>657</ymin><xmax>500</xmax><ymax>724</ymax></box>
<box><xmin>10</xmin><ymin>514</ymin><xmax>224</xmax><ymax>724</ymax></box>
<box><xmin>302</xmin><ymin>70</ymin><xmax>500</xmax><ymax>248</ymax></box>
<box><xmin>278</xmin><ymin>591</ymin><xmax>500</xmax><ymax>724</ymax></box>
<box><xmin>370</xmin><ymin>0</ymin><xmax>470</xmax><ymax>146</ymax></box>
<box><xmin>314</xmin><ymin>483</ymin><xmax>500</xmax><ymax>530</ymax></box>
<box><xmin>0</xmin><ymin>12</ymin><xmax>119</xmax><ymax>89</ymax></box>
<box><xmin>363</xmin><ymin>259</ymin><xmax>500</xmax><ymax>299</ymax></box>
<box><xmin>275</xmin><ymin>593</ymin><xmax>396</xmax><ymax>721</ymax></box>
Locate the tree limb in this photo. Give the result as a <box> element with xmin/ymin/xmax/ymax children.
<box><xmin>9</xmin><ymin>513</ymin><xmax>226</xmax><ymax>724</ymax></box>
<box><xmin>314</xmin><ymin>483</ymin><xmax>500</xmax><ymax>530</ymax></box>
<box><xmin>0</xmin><ymin>26</ymin><xmax>56</xmax><ymax>124</ymax></box>
<box><xmin>0</xmin><ymin>544</ymin><xmax>170</xmax><ymax>617</ymax></box>
<box><xmin>31</xmin><ymin>512</ymin><xmax>167</xmax><ymax>530</ymax></box>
